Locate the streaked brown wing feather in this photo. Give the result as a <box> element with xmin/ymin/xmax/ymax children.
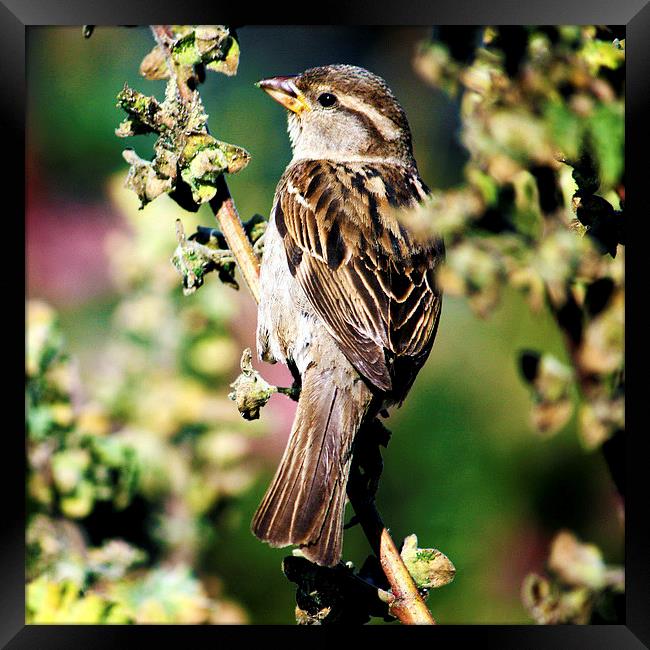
<box><xmin>275</xmin><ymin>159</ymin><xmax>443</xmax><ymax>394</ymax></box>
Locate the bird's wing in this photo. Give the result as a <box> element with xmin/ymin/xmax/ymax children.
<box><xmin>274</xmin><ymin>159</ymin><xmax>443</xmax><ymax>393</ymax></box>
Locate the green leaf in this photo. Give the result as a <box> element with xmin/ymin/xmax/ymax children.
<box><xmin>587</xmin><ymin>103</ymin><xmax>624</xmax><ymax>188</ymax></box>
<box><xmin>27</xmin><ymin>577</ymin><xmax>133</xmax><ymax>624</ymax></box>
<box><xmin>106</xmin><ymin>565</ymin><xmax>212</xmax><ymax>623</ymax></box>
<box><xmin>579</xmin><ymin>38</ymin><xmax>625</xmax><ymax>75</ymax></box>
<box><xmin>60</xmin><ymin>480</ymin><xmax>96</xmax><ymax>519</ymax></box>
<box><xmin>544</xmin><ymin>101</ymin><xmax>584</xmax><ymax>161</ymax></box>
<box><xmin>51</xmin><ymin>449</ymin><xmax>91</xmax><ymax>494</ymax></box>
<box><xmin>512</xmin><ymin>170</ymin><xmax>543</xmax><ymax>240</ymax></box>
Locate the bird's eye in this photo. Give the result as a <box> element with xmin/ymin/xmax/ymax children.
<box><xmin>318</xmin><ymin>93</ymin><xmax>337</xmax><ymax>108</ymax></box>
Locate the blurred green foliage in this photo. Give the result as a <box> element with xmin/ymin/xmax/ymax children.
<box><xmin>27</xmin><ymin>301</ymin><xmax>138</xmax><ymax>519</ymax></box>
<box><xmin>27</xmin><ymin>25</ymin><xmax>624</xmax><ymax>624</ymax></box>
<box><xmin>414</xmin><ymin>25</ymin><xmax>624</xmax><ymax>449</ymax></box>
<box><xmin>522</xmin><ymin>530</ymin><xmax>623</xmax><ymax>624</ymax></box>
<box><xmin>413</xmin><ymin>25</ymin><xmax>625</xmax><ymax>622</ymax></box>
<box><xmin>26</xmin><ymin>183</ymin><xmax>265</xmax><ymax>623</ymax></box>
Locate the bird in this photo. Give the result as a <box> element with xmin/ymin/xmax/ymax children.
<box><xmin>252</xmin><ymin>64</ymin><xmax>444</xmax><ymax>567</ymax></box>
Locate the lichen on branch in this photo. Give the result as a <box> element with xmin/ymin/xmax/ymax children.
<box><xmin>115</xmin><ymin>25</ymin><xmax>261</xmax><ymax>300</ymax></box>
<box><xmin>115</xmin><ymin>44</ymin><xmax>250</xmax><ymax>211</ymax></box>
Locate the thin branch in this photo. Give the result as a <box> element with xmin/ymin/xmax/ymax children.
<box><xmin>347</xmin><ymin>424</ymin><xmax>436</xmax><ymax>624</ymax></box>
<box><xmin>380</xmin><ymin>530</ymin><xmax>436</xmax><ymax>624</ymax></box>
<box><xmin>150</xmin><ymin>26</ymin><xmax>193</xmax><ymax>103</ymax></box>
<box><xmin>149</xmin><ymin>24</ymin><xmax>432</xmax><ymax>625</ymax></box>
<box><xmin>209</xmin><ymin>181</ymin><xmax>261</xmax><ymax>304</ymax></box>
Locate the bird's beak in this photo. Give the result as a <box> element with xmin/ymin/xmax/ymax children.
<box><xmin>256</xmin><ymin>76</ymin><xmax>311</xmax><ymax>114</ymax></box>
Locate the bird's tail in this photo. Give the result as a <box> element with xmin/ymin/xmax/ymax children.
<box><xmin>251</xmin><ymin>365</ymin><xmax>373</xmax><ymax>566</ymax></box>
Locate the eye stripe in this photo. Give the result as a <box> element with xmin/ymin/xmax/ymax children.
<box><xmin>336</xmin><ymin>95</ymin><xmax>402</xmax><ymax>142</ymax></box>
<box><xmin>341</xmin><ymin>106</ymin><xmax>386</xmax><ymax>150</ymax></box>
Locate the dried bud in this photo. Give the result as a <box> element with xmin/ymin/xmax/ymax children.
<box><xmin>400</xmin><ymin>534</ymin><xmax>456</xmax><ymax>590</ymax></box>
<box><xmin>140</xmin><ymin>46</ymin><xmax>170</xmax><ymax>80</ymax></box>
<box><xmin>228</xmin><ymin>349</ymin><xmax>276</xmax><ymax>420</ymax></box>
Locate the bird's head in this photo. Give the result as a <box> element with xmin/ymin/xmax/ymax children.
<box><xmin>257</xmin><ymin>64</ymin><xmax>415</xmax><ymax>166</ymax></box>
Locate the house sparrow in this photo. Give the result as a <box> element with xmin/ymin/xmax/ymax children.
<box><xmin>253</xmin><ymin>64</ymin><xmax>444</xmax><ymax>567</ymax></box>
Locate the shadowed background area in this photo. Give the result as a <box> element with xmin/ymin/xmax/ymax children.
<box><xmin>26</xmin><ymin>26</ymin><xmax>622</xmax><ymax>624</ymax></box>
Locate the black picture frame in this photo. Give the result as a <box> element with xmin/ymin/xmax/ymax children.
<box><xmin>7</xmin><ymin>0</ymin><xmax>648</xmax><ymax>645</ymax></box>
